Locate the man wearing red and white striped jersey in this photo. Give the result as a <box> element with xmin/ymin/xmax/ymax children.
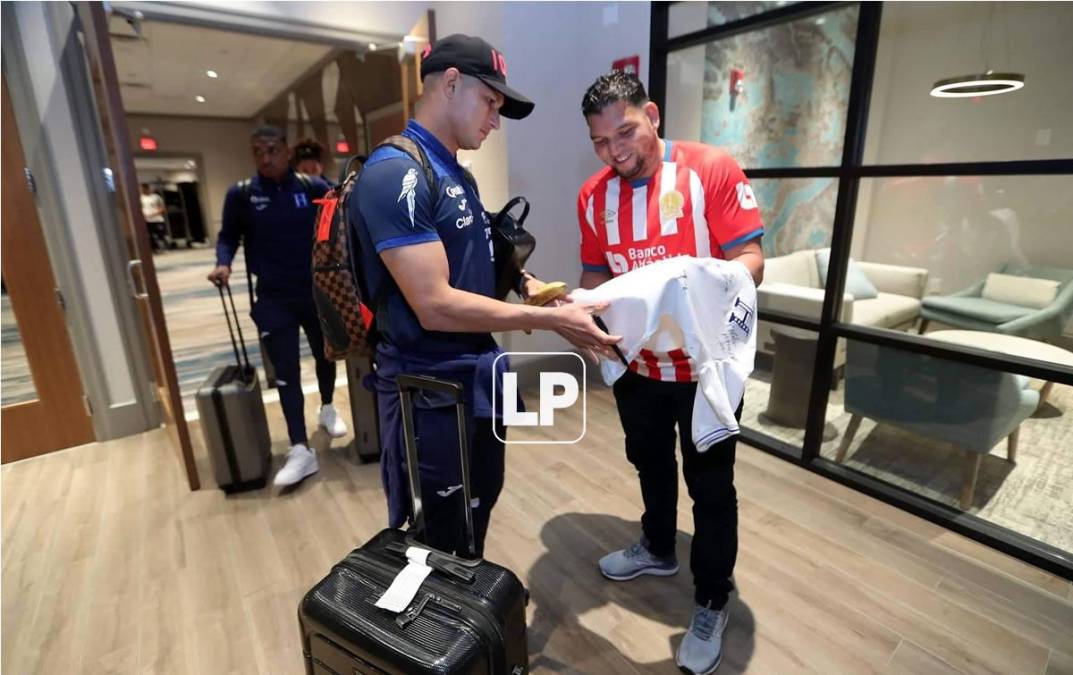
<box><xmin>576</xmin><ymin>70</ymin><xmax>763</xmax><ymax>675</ymax></box>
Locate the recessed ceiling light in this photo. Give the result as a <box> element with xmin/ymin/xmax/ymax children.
<box><xmin>815</xmin><ymin>17</ymin><xmax>827</xmax><ymax>25</ymax></box>
<box><xmin>206</xmin><ymin>69</ymin><xmax>218</xmax><ymax>79</ymax></box>
<box><xmin>368</xmin><ymin>43</ymin><xmax>378</xmax><ymax>51</ymax></box>
<box><xmin>194</xmin><ymin>95</ymin><xmax>206</xmax><ymax>103</ymax></box>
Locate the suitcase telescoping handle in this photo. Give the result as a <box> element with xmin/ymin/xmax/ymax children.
<box><xmin>215</xmin><ymin>281</ymin><xmax>253</xmax><ymax>377</ymax></box>
<box><xmin>396</xmin><ymin>374</ymin><xmax>477</xmax><ymax>559</ymax></box>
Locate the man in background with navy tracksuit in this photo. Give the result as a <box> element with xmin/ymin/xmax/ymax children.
<box><xmin>208</xmin><ymin>125</ymin><xmax>348</xmax><ymax>489</ymax></box>
<box><xmin>350</xmin><ymin>35</ymin><xmax>620</xmax><ymax>557</ymax></box>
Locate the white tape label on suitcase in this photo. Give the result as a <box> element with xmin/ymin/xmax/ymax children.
<box><xmin>374</xmin><ymin>547</ymin><xmax>433</xmax><ymax>613</ymax></box>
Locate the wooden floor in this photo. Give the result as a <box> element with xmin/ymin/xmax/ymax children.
<box><xmin>3</xmin><ymin>385</ymin><xmax>1072</xmax><ymax>674</ymax></box>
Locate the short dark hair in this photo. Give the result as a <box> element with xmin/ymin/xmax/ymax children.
<box><xmin>294</xmin><ymin>138</ymin><xmax>323</xmax><ymax>162</ymax></box>
<box><xmin>581</xmin><ymin>70</ymin><xmax>649</xmax><ymax>117</ymax></box>
<box><xmin>251</xmin><ymin>125</ymin><xmax>286</xmax><ymax>143</ymax></box>
<box><xmin>140</xmin><ymin>182</ymin><xmax>149</xmax><ymax>189</ymax></box>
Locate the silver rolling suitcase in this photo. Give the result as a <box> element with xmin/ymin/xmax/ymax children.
<box><xmin>195</xmin><ymin>282</ymin><xmax>272</xmax><ymax>492</ymax></box>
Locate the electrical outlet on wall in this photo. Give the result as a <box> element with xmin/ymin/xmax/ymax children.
<box><xmin>1035</xmin><ymin>129</ymin><xmax>1052</xmax><ymax>146</ymax></box>
<box><xmin>927</xmin><ymin>278</ymin><xmax>943</xmax><ymax>294</ymax></box>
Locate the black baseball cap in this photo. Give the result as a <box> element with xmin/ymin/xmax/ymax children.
<box><xmin>420</xmin><ymin>34</ymin><xmax>534</xmax><ymax>120</ymax></box>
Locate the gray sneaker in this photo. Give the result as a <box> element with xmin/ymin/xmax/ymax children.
<box><xmin>598</xmin><ymin>542</ymin><xmax>679</xmax><ymax>581</ymax></box>
<box><xmin>676</xmin><ymin>603</ymin><xmax>729</xmax><ymax>674</ymax></box>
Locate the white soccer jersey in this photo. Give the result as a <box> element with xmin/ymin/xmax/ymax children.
<box><xmin>572</xmin><ymin>256</ymin><xmax>757</xmax><ymax>451</ymax></box>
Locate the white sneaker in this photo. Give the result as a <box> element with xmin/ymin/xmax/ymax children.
<box><xmin>273</xmin><ymin>444</ymin><xmax>319</xmax><ymax>487</ymax></box>
<box><xmin>318</xmin><ymin>404</ymin><xmax>348</xmax><ymax>438</ymax></box>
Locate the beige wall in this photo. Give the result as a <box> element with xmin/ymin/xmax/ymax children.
<box><xmin>127</xmin><ymin>115</ymin><xmax>253</xmax><ymax>241</ymax></box>
<box><xmin>434</xmin><ymin>1</ymin><xmax>652</xmax><ymax>356</ymax></box>
<box><xmin>435</xmin><ymin>3</ymin><xmax>511</xmax><ymax>213</ymax></box>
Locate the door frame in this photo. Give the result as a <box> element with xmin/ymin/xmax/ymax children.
<box><xmin>113</xmin><ymin>1</ymin><xmax>404</xmax><ymax>48</ymax></box>
<box><xmin>75</xmin><ymin>1</ymin><xmax>200</xmax><ymax>489</ymax></box>
<box><xmin>1</xmin><ymin>74</ymin><xmax>96</xmax><ymax>461</ymax></box>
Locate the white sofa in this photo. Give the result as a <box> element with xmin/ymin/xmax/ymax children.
<box><xmin>757</xmin><ymin>249</ymin><xmax>929</xmax><ymax>368</ymax></box>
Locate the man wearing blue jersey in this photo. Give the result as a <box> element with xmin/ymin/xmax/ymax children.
<box><xmin>208</xmin><ymin>126</ymin><xmax>348</xmax><ymax>489</ymax></box>
<box><xmin>350</xmin><ymin>34</ymin><xmax>621</xmax><ymax>556</ymax></box>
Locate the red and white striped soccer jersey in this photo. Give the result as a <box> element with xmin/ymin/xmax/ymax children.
<box><xmin>577</xmin><ymin>140</ymin><xmax>763</xmax><ymax>382</ymax></box>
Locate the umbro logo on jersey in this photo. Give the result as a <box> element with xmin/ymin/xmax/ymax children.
<box><xmin>445</xmin><ymin>184</ymin><xmax>465</xmax><ymax>198</ymax></box>
<box><xmin>597</xmin><ymin>209</ymin><xmax>617</xmax><ymax>226</ymax></box>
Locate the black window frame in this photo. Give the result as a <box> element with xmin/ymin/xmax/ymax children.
<box><xmin>651</xmin><ymin>0</ymin><xmax>1073</xmax><ymax>578</ymax></box>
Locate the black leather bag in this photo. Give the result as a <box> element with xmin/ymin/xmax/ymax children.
<box><xmin>490</xmin><ymin>197</ymin><xmax>535</xmax><ymax>300</ymax></box>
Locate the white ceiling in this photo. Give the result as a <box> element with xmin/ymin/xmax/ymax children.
<box><xmin>110</xmin><ymin>17</ymin><xmax>334</xmax><ymax>118</ymax></box>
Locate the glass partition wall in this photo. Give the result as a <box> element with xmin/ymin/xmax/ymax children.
<box><xmin>651</xmin><ymin>1</ymin><xmax>1073</xmax><ymax>576</ymax></box>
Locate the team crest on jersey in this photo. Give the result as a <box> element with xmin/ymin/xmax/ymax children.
<box><xmin>659</xmin><ymin>190</ymin><xmax>685</xmax><ymax>220</ymax></box>
<box><xmin>398</xmin><ymin>168</ymin><xmax>418</xmax><ymax>227</ymax></box>
<box><xmin>293</xmin><ymin>192</ymin><xmax>309</xmax><ymax>208</ymax></box>
<box><xmin>729</xmin><ymin>297</ymin><xmax>754</xmax><ymax>337</ymax></box>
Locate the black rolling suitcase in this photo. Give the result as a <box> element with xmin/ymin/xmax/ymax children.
<box><xmin>194</xmin><ymin>282</ymin><xmax>272</xmax><ymax>492</ymax></box>
<box><xmin>298</xmin><ymin>374</ymin><xmax>528</xmax><ymax>675</ymax></box>
<box><xmin>345</xmin><ymin>355</ymin><xmax>381</xmax><ymax>464</ymax></box>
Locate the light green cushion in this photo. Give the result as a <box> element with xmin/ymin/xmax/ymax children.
<box><xmin>921</xmin><ymin>296</ymin><xmax>1035</xmax><ymax>324</ymax></box>
<box><xmin>816</xmin><ymin>249</ymin><xmax>878</xmax><ymax>300</ymax></box>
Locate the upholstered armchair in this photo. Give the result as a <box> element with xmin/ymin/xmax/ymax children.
<box><xmin>920</xmin><ymin>264</ymin><xmax>1073</xmax><ymax>340</ymax></box>
<box><xmin>834</xmin><ymin>340</ymin><xmax>1039</xmax><ymax>510</ymax></box>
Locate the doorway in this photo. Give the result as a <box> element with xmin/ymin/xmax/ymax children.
<box><xmin>134</xmin><ymin>155</ymin><xmax>210</xmax><ymax>251</ymax></box>
<box><xmin>109</xmin><ymin>14</ymin><xmax>418</xmax><ymax>420</ymax></box>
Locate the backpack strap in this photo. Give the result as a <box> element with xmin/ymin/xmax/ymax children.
<box><xmin>378</xmin><ymin>135</ymin><xmax>437</xmax><ymax>189</ymax></box>
<box><xmin>351</xmin><ymin>135</ymin><xmax>438</xmax><ymax>334</ymax></box>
